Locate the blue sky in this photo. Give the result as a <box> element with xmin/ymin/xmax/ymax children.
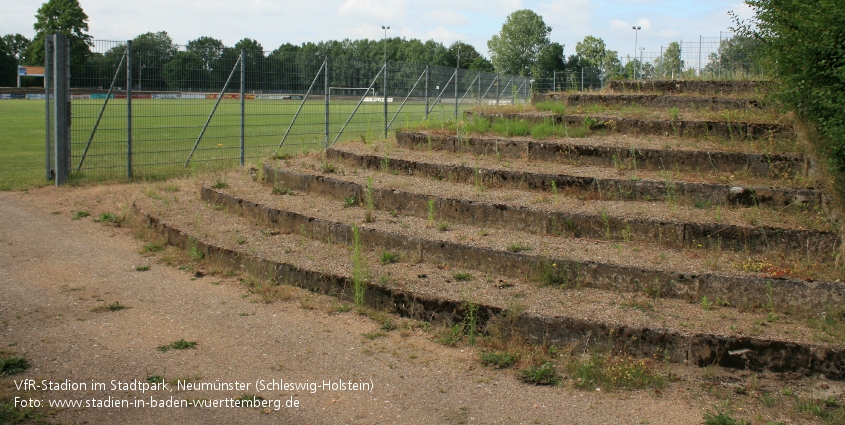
<box><xmin>3</xmin><ymin>0</ymin><xmax>754</xmax><ymax>59</ymax></box>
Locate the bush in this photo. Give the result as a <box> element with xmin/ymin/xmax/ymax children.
<box><xmin>735</xmin><ymin>1</ymin><xmax>845</xmax><ymax>176</ymax></box>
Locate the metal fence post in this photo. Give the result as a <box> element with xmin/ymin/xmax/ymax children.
<box><xmin>580</xmin><ymin>68</ymin><xmax>584</xmax><ymax>91</ymax></box>
<box><xmin>324</xmin><ymin>56</ymin><xmax>329</xmax><ymax>150</ymax></box>
<box><xmin>495</xmin><ymin>74</ymin><xmax>501</xmax><ymax>104</ymax></box>
<box><xmin>698</xmin><ymin>35</ymin><xmax>702</xmax><ymax>77</ymax></box>
<box><xmin>477</xmin><ymin>73</ymin><xmax>481</xmax><ymax>104</ymax></box>
<box><xmin>384</xmin><ymin>58</ymin><xmax>388</xmax><ymax>138</ymax></box>
<box><xmin>45</xmin><ymin>36</ymin><xmax>52</xmax><ymax>181</ymax></box>
<box><xmin>53</xmin><ymin>34</ymin><xmax>70</xmax><ymax>186</ymax></box>
<box><xmin>424</xmin><ymin>65</ymin><xmax>429</xmax><ymax>120</ymax></box>
<box><xmin>454</xmin><ymin>66</ymin><xmax>458</xmax><ymax>120</ymax></box>
<box><xmin>240</xmin><ymin>49</ymin><xmax>245</xmax><ymax>166</ymax></box>
<box><xmin>126</xmin><ymin>40</ymin><xmax>133</xmax><ymax>178</ymax></box>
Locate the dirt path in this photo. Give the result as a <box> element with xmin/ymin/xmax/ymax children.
<box><xmin>0</xmin><ymin>187</ymin><xmax>755</xmax><ymax>424</ymax></box>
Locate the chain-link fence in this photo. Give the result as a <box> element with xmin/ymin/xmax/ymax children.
<box><xmin>531</xmin><ymin>33</ymin><xmax>765</xmax><ymax>94</ymax></box>
<box><xmin>615</xmin><ymin>32</ymin><xmax>764</xmax><ymax>81</ymax></box>
<box><xmin>61</xmin><ymin>39</ymin><xmax>529</xmax><ymax>181</ymax></box>
<box><xmin>531</xmin><ymin>68</ymin><xmax>603</xmax><ymax>93</ymax></box>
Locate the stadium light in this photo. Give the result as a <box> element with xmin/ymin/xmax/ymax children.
<box><xmin>382</xmin><ymin>26</ymin><xmax>390</xmax><ymax>62</ymax></box>
<box><xmin>632</xmin><ymin>26</ymin><xmax>641</xmax><ymax>80</ymax></box>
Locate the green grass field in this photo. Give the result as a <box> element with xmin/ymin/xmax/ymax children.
<box><xmin>0</xmin><ymin>98</ymin><xmax>465</xmax><ymax>190</ymax></box>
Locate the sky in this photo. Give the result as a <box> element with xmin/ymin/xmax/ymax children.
<box><xmin>2</xmin><ymin>0</ymin><xmax>755</xmax><ymax>60</ymax></box>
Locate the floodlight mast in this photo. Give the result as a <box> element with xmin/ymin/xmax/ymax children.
<box><xmin>632</xmin><ymin>25</ymin><xmax>641</xmax><ymax>79</ymax></box>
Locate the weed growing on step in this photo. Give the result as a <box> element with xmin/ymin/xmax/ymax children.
<box><xmin>480</xmin><ymin>351</ymin><xmax>517</xmax><ymax>368</ymax></box>
<box><xmin>702</xmin><ymin>409</ymin><xmax>750</xmax><ymax>425</ymax></box>
<box><xmin>343</xmin><ymin>196</ymin><xmax>356</xmax><ymax>208</ymax></box>
<box><xmin>364</xmin><ymin>177</ymin><xmax>375</xmax><ymax>223</ymax></box>
<box><xmin>796</xmin><ymin>397</ymin><xmax>845</xmax><ymax>423</ymax></box>
<box><xmin>521</xmin><ymin>362</ymin><xmax>561</xmax><ymax>385</ymax></box>
<box><xmin>437</xmin><ymin>221</ymin><xmax>451</xmax><ymax>231</ymax></box>
<box><xmin>187</xmin><ymin>238</ymin><xmax>204</xmax><ymax>261</ymax></box>
<box><xmin>427</xmin><ymin>199</ymin><xmax>436</xmax><ymax>225</ymax></box>
<box><xmin>642</xmin><ymin>278</ymin><xmax>664</xmax><ymax>299</ymax></box>
<box><xmin>599</xmin><ymin>208</ymin><xmax>611</xmax><ymax>238</ymax></box>
<box><xmin>380</xmin><ymin>251</ymin><xmax>400</xmax><ymax>265</ymax></box>
<box><xmin>350</xmin><ymin>225</ymin><xmax>368</xmax><ymax>310</ymax></box>
<box><xmin>621</xmin><ymin>225</ymin><xmax>633</xmax><ymax>243</ymax></box>
<box><xmin>464</xmin><ymin>301</ymin><xmax>479</xmax><ymax>345</ymax></box>
<box><xmin>321</xmin><ymin>161</ymin><xmax>336</xmax><ymax>174</ymax></box>
<box><xmin>380</xmin><ymin>149</ymin><xmax>391</xmax><ymax>174</ymax></box>
<box><xmin>534</xmin><ymin>101</ymin><xmax>567</xmax><ymax>115</ymax></box>
<box><xmin>566</xmin><ymin>353</ymin><xmax>665</xmax><ymax>391</ymax></box>
<box><xmin>453</xmin><ymin>272</ymin><xmax>473</xmax><ymax>282</ymax></box>
<box><xmin>808</xmin><ymin>306</ymin><xmax>845</xmax><ymax>343</ymax></box>
<box><xmin>94</xmin><ymin>212</ymin><xmax>124</xmax><ymax>224</ymax></box>
<box><xmin>506</xmin><ymin>242</ymin><xmax>532</xmax><ymax>253</ymax></box>
<box><xmin>272</xmin><ymin>185</ymin><xmax>294</xmax><ymax>195</ymax></box>
<box><xmin>668</xmin><ymin>107</ymin><xmax>680</xmax><ymax>121</ymax></box>
<box><xmin>491</xmin><ymin>118</ymin><xmax>531</xmax><ymax>137</ymax></box>
<box><xmin>157</xmin><ymin>339</ymin><xmax>197</xmax><ymax>352</ymax></box>
<box><xmin>242</xmin><ymin>276</ymin><xmax>295</xmax><ymax>303</ymax></box>
<box><xmin>533</xmin><ymin>258</ymin><xmax>579</xmax><ymax>287</ymax></box>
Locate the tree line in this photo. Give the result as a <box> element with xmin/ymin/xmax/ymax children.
<box><xmin>1</xmin><ymin>0</ymin><xmax>762</xmax><ymax>89</ymax></box>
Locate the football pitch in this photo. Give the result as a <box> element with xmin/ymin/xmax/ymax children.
<box><xmin>0</xmin><ymin>98</ymin><xmax>464</xmax><ymax>189</ymax></box>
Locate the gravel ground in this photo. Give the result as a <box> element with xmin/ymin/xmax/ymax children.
<box><xmin>1</xmin><ymin>181</ymin><xmax>840</xmax><ymax>424</ymax></box>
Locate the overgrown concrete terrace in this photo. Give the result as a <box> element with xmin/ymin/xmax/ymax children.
<box><xmin>135</xmin><ymin>172</ymin><xmax>845</xmax><ymax>378</ymax></box>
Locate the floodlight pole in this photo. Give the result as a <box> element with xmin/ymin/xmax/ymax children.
<box><xmin>632</xmin><ymin>25</ymin><xmax>641</xmax><ymax>79</ymax></box>
<box><xmin>382</xmin><ymin>25</ymin><xmax>390</xmax><ymax>139</ymax></box>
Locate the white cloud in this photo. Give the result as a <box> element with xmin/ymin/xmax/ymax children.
<box><xmin>337</xmin><ymin>0</ymin><xmax>409</xmax><ymax>21</ymax></box>
<box><xmin>538</xmin><ymin>0</ymin><xmax>592</xmax><ymax>42</ymax></box>
<box><xmin>611</xmin><ymin>18</ymin><xmax>650</xmax><ymax>31</ymax></box>
<box><xmin>425</xmin><ymin>10</ymin><xmax>469</xmax><ymax>27</ymax></box>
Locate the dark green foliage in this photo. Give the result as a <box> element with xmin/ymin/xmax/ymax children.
<box><xmin>521</xmin><ymin>362</ymin><xmax>561</xmax><ymax>385</ymax></box>
<box><xmin>735</xmin><ymin>1</ymin><xmax>845</xmax><ymax>177</ymax></box>
<box><xmin>480</xmin><ymin>351</ymin><xmax>516</xmax><ymax>368</ymax></box>
<box><xmin>0</xmin><ymin>357</ymin><xmax>29</xmax><ymax>376</ymax></box>
<box><xmin>27</xmin><ymin>0</ymin><xmax>93</xmax><ymax>65</ymax></box>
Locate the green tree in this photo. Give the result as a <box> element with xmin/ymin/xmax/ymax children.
<box><xmin>703</xmin><ymin>35</ymin><xmax>762</xmax><ymax>77</ymax></box>
<box><xmin>131</xmin><ymin>32</ymin><xmax>175</xmax><ymax>90</ymax></box>
<box><xmin>0</xmin><ymin>48</ymin><xmax>16</xmax><ymax>86</ymax></box>
<box><xmin>532</xmin><ymin>42</ymin><xmax>564</xmax><ymax>78</ymax></box>
<box><xmin>655</xmin><ymin>41</ymin><xmax>683</xmax><ymax>78</ymax></box>
<box><xmin>234</xmin><ymin>38</ymin><xmax>265</xmax><ymax>90</ymax></box>
<box><xmin>234</xmin><ymin>38</ymin><xmax>264</xmax><ymax>54</ymax></box>
<box><xmin>447</xmin><ymin>41</ymin><xmax>483</xmax><ymax>69</ymax></box>
<box><xmin>2</xmin><ymin>34</ymin><xmax>31</xmax><ymax>63</ymax></box>
<box><xmin>574</xmin><ymin>36</ymin><xmax>607</xmax><ymax>68</ymax></box>
<box><xmin>734</xmin><ymin>0</ymin><xmax>845</xmax><ymax>174</ymax></box>
<box><xmin>573</xmin><ymin>36</ymin><xmax>619</xmax><ymax>78</ymax></box>
<box><xmin>469</xmin><ymin>56</ymin><xmax>494</xmax><ymax>73</ymax></box>
<box><xmin>163</xmin><ymin>51</ymin><xmax>208</xmax><ymax>91</ymax></box>
<box><xmin>487</xmin><ymin>9</ymin><xmax>551</xmax><ymax>75</ymax></box>
<box><xmin>187</xmin><ymin>36</ymin><xmax>225</xmax><ymax>71</ymax></box>
<box><xmin>27</xmin><ymin>0</ymin><xmax>92</xmax><ymax>65</ymax></box>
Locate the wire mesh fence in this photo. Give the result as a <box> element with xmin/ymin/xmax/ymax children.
<box><xmin>615</xmin><ymin>32</ymin><xmax>764</xmax><ymax>80</ymax></box>
<box><xmin>64</xmin><ymin>40</ymin><xmax>530</xmax><ymax>181</ymax></box>
<box><xmin>530</xmin><ymin>33</ymin><xmax>765</xmax><ymax>94</ymax></box>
